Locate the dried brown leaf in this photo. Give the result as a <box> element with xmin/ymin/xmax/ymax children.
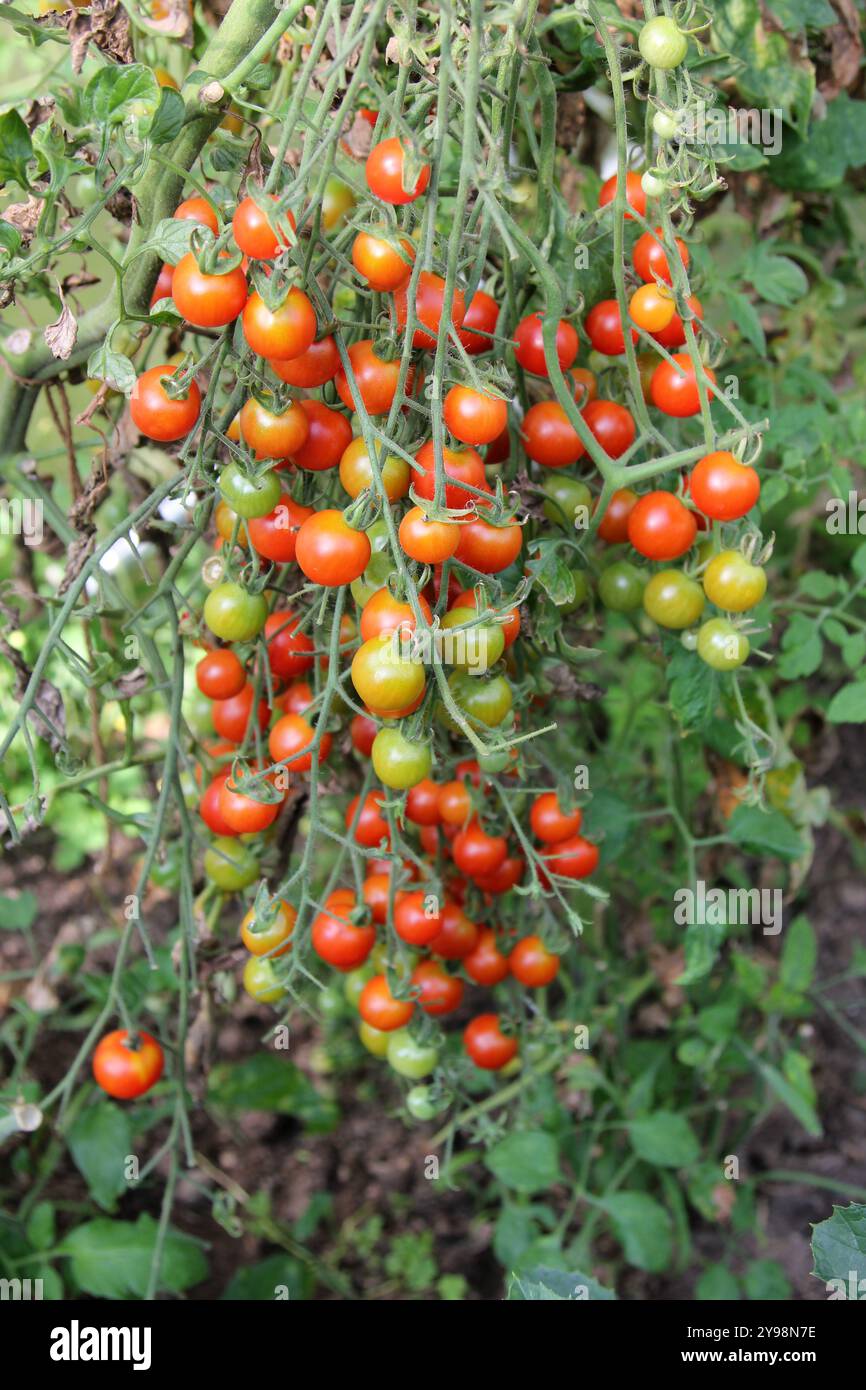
<box><xmin>44</xmin><ymin>294</ymin><xmax>78</xmax><ymax>361</ymax></box>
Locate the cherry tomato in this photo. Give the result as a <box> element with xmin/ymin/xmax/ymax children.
<box><xmin>428</xmin><ymin>901</ymin><xmax>479</xmax><ymax>959</ymax></box>
<box><xmin>462</xmin><ymin>928</ymin><xmax>509</xmax><ymax>985</ymax></box>
<box><xmin>443</xmin><ymin>385</ymin><xmax>508</xmax><ymax>447</ymax></box>
<box><xmin>149</xmin><ymin>262</ymin><xmax>174</xmax><ymax>308</ymax></box>
<box><xmin>394</xmin><ymin>889</ymin><xmax>444</xmax><ymax>946</ymax></box>
<box><xmin>212</xmin><ymin>682</ymin><xmax>270</xmax><ymax>742</ymax></box>
<box><xmin>93</xmin><ymin>1030</ymin><xmax>164</xmax><ymax>1100</ymax></box>
<box><xmin>405</xmin><ymin>778</ymin><xmax>441</xmax><ymax>826</ymax></box>
<box><xmin>412</xmin><ymin>960</ymin><xmax>464</xmax><ymax>1016</ymax></box>
<box><xmin>265</xmin><ymin>610</ymin><xmax>314</xmax><ymax>679</ymax></box>
<box><xmin>351</xmin><ymin>633</ymin><xmax>426</xmax><ymax>712</ymax></box>
<box><xmin>598</xmin><ymin>560</ymin><xmax>646</xmax><ymax>612</ymax></box>
<box><xmin>452</xmin><ymin>819</ymin><xmax>507</xmax><ymax>877</ymax></box>
<box><xmin>652</xmin><ymin>295</ymin><xmax>703</xmax><ymax>350</ymax></box>
<box><xmin>387</xmin><ymin>1030</ymin><xmax>439</xmax><ymax>1078</ymax></box>
<box><xmin>446</xmin><ymin>669</ymin><xmax>513</xmax><ymax>729</ymax></box>
<box><xmin>219</xmin><ymin>462</ymin><xmax>282</xmax><ymax>519</ymax></box>
<box><xmin>243</xmin><ymin>288</ymin><xmax>317</xmax><ymax>361</ymax></box>
<box><xmin>633</xmin><ymin>227</ymin><xmax>689</xmax><ymax>286</ymax></box>
<box><xmin>269</xmin><ymin>336</ymin><xmax>340</xmax><ymax>391</ymax></box>
<box><xmin>232</xmin><ymin>193</ymin><xmax>295</xmax><ymax>260</ymax></box>
<box><xmin>510</xmin><ymin>934</ymin><xmax>560</xmax><ymax>987</ymax></box>
<box><xmin>458</xmin><ymin>290</ymin><xmax>500</xmax><ymax>355</ymax></box>
<box><xmin>542</xmin><ymin>476</ymin><xmax>591</xmax><ymax>528</ymax></box>
<box><xmin>703</xmin><ymin>550</ymin><xmax>767</xmax><ymax>611</ymax></box>
<box><xmin>247</xmin><ymin>494</ymin><xmax>314</xmax><ymax>563</ymax></box>
<box><xmin>596</xmin><ymin>487</ymin><xmax>637</xmax><ymax>543</ymax></box>
<box><xmin>530</xmin><ymin>791</ymin><xmax>582</xmax><ymax>843</ymax></box>
<box><xmin>335</xmin><ymin>339</ymin><xmax>410</xmax><ymax>415</ymax></box>
<box><xmin>598</xmin><ymin>170</ymin><xmax>646</xmax><ymax>218</ymax></box>
<box><xmin>345</xmin><ymin>791</ymin><xmax>390</xmax><ymax>849</ymax></box>
<box><xmin>438</xmin><ymin>779</ymin><xmax>472</xmax><ymax>826</ymax></box>
<box><xmin>454</xmin><ymin>512</ymin><xmax>522</xmax><ymax>574</ymax></box>
<box><xmin>585</xmin><ymin>299</ymin><xmax>637</xmax><ymax>356</ymax></box>
<box><xmin>291</xmin><ymin>399</ymin><xmax>353</xmax><ymax>472</ymax></box>
<box><xmin>196</xmin><ymin>649</ymin><xmax>246</xmax><ymax>700</ymax></box>
<box><xmin>639</xmin><ymin>15</ymin><xmax>688</xmax><ymax>68</ymax></box>
<box><xmin>629</xmin><ymin>282</ymin><xmax>675</xmax><ymax>333</ymax></box>
<box><xmin>569</xmin><ymin>367</ymin><xmax>598</xmax><ymax>406</ymax></box>
<box><xmin>199</xmin><ymin>769</ymin><xmax>238</xmax><ymax>835</ymax></box>
<box><xmin>394</xmin><ymin>271</ymin><xmax>466</xmax><ymax>351</ymax></box>
<box><xmin>627</xmin><ymin>490</ymin><xmax>697</xmax><ymax>561</ymax></box>
<box><xmin>464</xmin><ymin>1013</ymin><xmax>517</xmax><ymax>1070</ymax></box>
<box><xmin>582</xmin><ymin>399</ymin><xmax>636</xmax><ymax>459</ymax></box>
<box><xmin>270</xmin><ymin>712</ymin><xmax>331</xmax><ymax>771</ymax></box>
<box><xmin>296</xmin><ymin>510</ymin><xmax>371</xmax><ymax>586</ymax></box>
<box><xmin>365</xmin><ymin>137</ymin><xmax>430</xmax><ymax>204</ymax></box>
<box><xmin>339</xmin><ymin>437</ymin><xmax>410</xmax><ymax>502</ymax></box>
<box><xmin>651</xmin><ymin>353</ymin><xmax>717</xmax><ymax>417</ymax></box>
<box><xmin>452</xmin><ymin>587</ymin><xmax>520</xmax><ymax>649</ymax></box>
<box><xmin>521</xmin><ymin>401</ymin><xmax>584</xmax><ymax>468</ymax></box>
<box><xmin>474</xmin><ymin>855</ymin><xmax>525</xmax><ymax>896</ymax></box>
<box><xmin>359</xmin><ymin>974</ymin><xmax>414</xmax><ymax>1031</ymax></box>
<box><xmin>204</xmin><ymin>582</ymin><xmax>267</xmax><ymax>642</ymax></box>
<box><xmin>204</xmin><ymin>835</ymin><xmax>259</xmax><ymax>890</ymax></box>
<box><xmin>360</xmin><ymin>587</ymin><xmax>432</xmax><ymax>641</ymax></box>
<box><xmin>218</xmin><ymin>775</ymin><xmax>282</xmax><ymax>833</ymax></box>
<box><xmin>243</xmin><ymin>956</ymin><xmax>286</xmax><ymax>1003</ymax></box>
<box><xmin>240</xmin><ymin>396</ymin><xmax>310</xmax><ymax>460</ymax></box>
<box><xmin>399</xmin><ymin>507</ymin><xmax>460</xmax><ymax>564</ymax></box>
<box><xmin>372</xmin><ymin>727</ymin><xmax>432</xmax><ymax>790</ymax></box>
<box><xmin>697</xmin><ymin>617</ymin><xmax>750</xmax><ymax>670</ymax></box>
<box><xmin>322</xmin><ymin>176</ymin><xmax>355</xmax><ymax>230</ymax></box>
<box><xmin>350</xmin><ymin>713</ymin><xmax>378</xmax><ymax>757</ymax></box>
<box><xmin>173</xmin><ymin>196</ymin><xmax>219</xmax><ymax>240</ymax></box>
<box><xmin>172</xmin><ymin>253</ymin><xmax>247</xmax><ymax>328</ymax></box>
<box><xmin>541</xmin><ymin>834</ymin><xmax>599</xmax><ymax>880</ymax></box>
<box><xmin>276</xmin><ymin>680</ymin><xmax>315</xmax><ymax>716</ymax></box>
<box><xmin>352</xmin><ymin>229</ymin><xmax>415</xmax><ymax>291</ymax></box>
<box><xmin>312</xmin><ymin>895</ymin><xmax>376</xmax><ymax>971</ymax></box>
<box><xmin>358</xmin><ymin>1019</ymin><xmax>389</xmax><ymax>1056</ymax></box>
<box><xmin>414</xmin><ymin>440</ymin><xmax>486</xmax><ymax>508</ymax></box>
<box><xmin>513</xmin><ymin>312</ymin><xmax>579</xmax><ymax>377</ymax></box>
<box><xmin>642</xmin><ymin>570</ymin><xmax>705</xmax><ymax>628</ymax></box>
<box><xmin>689</xmin><ymin>450</ymin><xmax>760</xmax><ymax>521</ymax></box>
<box><xmin>241</xmin><ymin>899</ymin><xmax>296</xmax><ymax>955</ymax></box>
<box><xmin>131</xmin><ymin>365</ymin><xmax>201</xmax><ymax>442</ymax></box>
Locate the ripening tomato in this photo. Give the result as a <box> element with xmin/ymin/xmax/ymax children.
<box><xmin>196</xmin><ymin>649</ymin><xmax>246</xmax><ymax>701</ymax></box>
<box><xmin>428</xmin><ymin>901</ymin><xmax>479</xmax><ymax>959</ymax></box>
<box><xmin>452</xmin><ymin>819</ymin><xmax>507</xmax><ymax>877</ymax></box>
<box><xmin>149</xmin><ymin>262</ymin><xmax>174</xmax><ymax>308</ymax></box>
<box><xmin>530</xmin><ymin>791</ymin><xmax>582</xmax><ymax>843</ymax></box>
<box><xmin>464</xmin><ymin>1013</ymin><xmax>517</xmax><ymax>1070</ymax></box>
<box><xmin>582</xmin><ymin>399</ymin><xmax>636</xmax><ymax>459</ymax></box>
<box><xmin>513</xmin><ymin>312</ymin><xmax>579</xmax><ymax>377</ymax></box>
<box><xmin>697</xmin><ymin>617</ymin><xmax>750</xmax><ymax>670</ymax></box>
<box><xmin>203</xmin><ymin>582</ymin><xmax>267</xmax><ymax>642</ymax></box>
<box><xmin>247</xmin><ymin>495</ymin><xmax>314</xmax><ymax>563</ymax></box>
<box><xmin>352</xmin><ymin>229</ymin><xmax>415</xmax><ymax>291</ymax></box>
<box><xmin>322</xmin><ymin>176</ymin><xmax>355</xmax><ymax>230</ymax></box>
<box><xmin>642</xmin><ymin>569</ymin><xmax>705</xmax><ymax>628</ymax></box>
<box><xmin>265</xmin><ymin>610</ymin><xmax>314</xmax><ymax>679</ymax></box>
<box><xmin>394</xmin><ymin>890</ymin><xmax>444</xmax><ymax>946</ymax></box>
<box><xmin>340</xmin><ymin>437</ymin><xmax>411</xmax><ymax>501</ymax></box>
<box><xmin>291</xmin><ymin>399</ymin><xmax>353</xmax><ymax>472</ymax></box>
<box><xmin>651</xmin><ymin>353</ymin><xmax>717</xmax><ymax>417</ymax></box>
<box><xmin>335</xmin><ymin>339</ymin><xmax>410</xmax><ymax>415</ymax></box>
<box><xmin>131</xmin><ymin>365</ymin><xmax>201</xmax><ymax>441</ymax></box>
<box><xmin>173</xmin><ymin>196</ymin><xmax>219</xmax><ymax>240</ymax></box>
<box><xmin>359</xmin><ymin>974</ymin><xmax>414</xmax><ymax>1031</ymax></box>
<box><xmin>365</xmin><ymin>136</ymin><xmax>430</xmax><ymax>204</ymax></box>
<box><xmin>445</xmin><ymin>669</ymin><xmax>513</xmax><ymax>729</ymax></box>
<box><xmin>652</xmin><ymin>295</ymin><xmax>703</xmax><ymax>350</ymax></box>
<box><xmin>269</xmin><ymin>712</ymin><xmax>331</xmax><ymax>771</ymax></box>
<box><xmin>269</xmin><ymin>336</ymin><xmax>340</xmax><ymax>388</ymax></box>
<box><xmin>241</xmin><ymin>898</ymin><xmax>296</xmax><ymax>956</ymax></box>
<box><xmin>438</xmin><ymin>779</ymin><xmax>473</xmax><ymax>825</ymax></box>
<box><xmin>346</xmin><ymin>790</ymin><xmax>390</xmax><ymax>847</ymax></box>
<box><xmin>585</xmin><ymin>299</ymin><xmax>637</xmax><ymax>356</ymax></box>
<box><xmin>688</xmin><ymin>451</ymin><xmax>760</xmax><ymax>521</ymax></box>
<box><xmin>351</xmin><ymin>633</ymin><xmax>426</xmax><ymax>712</ymax></box>
<box><xmin>629</xmin><ymin>282</ymin><xmax>676</xmax><ymax>333</ymax></box>
<box><xmin>598</xmin><ymin>170</ymin><xmax>646</xmax><ymax>218</ymax></box>
<box><xmin>399</xmin><ymin>507</ymin><xmax>460</xmax><ymax>564</ymax></box>
<box><xmin>627</xmin><ymin>490</ymin><xmax>697</xmax><ymax>561</ymax></box>
<box><xmin>372</xmin><ymin>727</ymin><xmax>432</xmax><ymax>789</ymax></box>
<box><xmin>361</xmin><ymin>587</ymin><xmax>432</xmax><ymax>641</ymax></box>
<box><xmin>521</xmin><ymin>401</ymin><xmax>585</xmax><ymax>468</ymax></box>
<box><xmin>296</xmin><ymin>510</ymin><xmax>371</xmax><ymax>586</ymax></box>
<box><xmin>218</xmin><ymin>776</ymin><xmax>282</xmax><ymax>833</ymax></box>
<box><xmin>312</xmin><ymin>895</ymin><xmax>376</xmax><ymax>971</ymax></box>
<box><xmin>215</xmin><ymin>499</ymin><xmax>247</xmax><ymax>545</ymax></box>
<box><xmin>458</xmin><ymin>290</ymin><xmax>500</xmax><ymax>354</ymax></box>
<box><xmin>454</xmin><ymin>512</ymin><xmax>522</xmax><ymax>574</ymax></box>
<box><xmin>93</xmin><ymin>1030</ymin><xmax>164</xmax><ymax>1100</ymax></box>
<box><xmin>633</xmin><ymin>227</ymin><xmax>690</xmax><ymax>285</ymax></box>
<box><xmin>569</xmin><ymin>367</ymin><xmax>598</xmax><ymax>406</ymax></box>
<box><xmin>204</xmin><ymin>835</ymin><xmax>259</xmax><ymax>890</ymax></box>
<box><xmin>362</xmin><ymin>873</ymin><xmax>391</xmax><ymax>924</ymax></box>
<box><xmin>243</xmin><ymin>288</ymin><xmax>317</xmax><ymax>361</ymax></box>
<box><xmin>394</xmin><ymin>272</ymin><xmax>466</xmax><ymax>351</ymax></box>
<box><xmin>452</xmin><ymin>587</ymin><xmax>520</xmax><ymax>650</ymax></box>
<box><xmin>240</xmin><ymin>396</ymin><xmax>309</xmax><ymax>460</ymax></box>
<box><xmin>509</xmin><ymin>935</ymin><xmax>560</xmax><ymax>987</ymax></box>
<box><xmin>414</xmin><ymin>440</ymin><xmax>486</xmax><ymax>508</ymax></box>
<box><xmin>443</xmin><ymin>385</ymin><xmax>508</xmax><ymax>447</ymax></box>
<box><xmin>172</xmin><ymin>253</ymin><xmax>248</xmax><ymax>328</ymax></box>
<box><xmin>405</xmin><ymin>777</ymin><xmax>441</xmax><ymax>826</ymax></box>
<box><xmin>232</xmin><ymin>193</ymin><xmax>295</xmax><ymax>260</ymax></box>
<box><xmin>702</xmin><ymin>550</ymin><xmax>767</xmax><ymax>612</ymax></box>
<box><xmin>199</xmin><ymin>770</ymin><xmax>238</xmax><ymax>835</ymax></box>
<box><xmin>596</xmin><ymin>487</ymin><xmax>637</xmax><ymax>543</ymax></box>
<box><xmin>541</xmin><ymin>834</ymin><xmax>599</xmax><ymax>880</ymax></box>
<box><xmin>412</xmin><ymin>960</ymin><xmax>464</xmax><ymax>1016</ymax></box>
<box><xmin>212</xmin><ymin>682</ymin><xmax>270</xmax><ymax>742</ymax></box>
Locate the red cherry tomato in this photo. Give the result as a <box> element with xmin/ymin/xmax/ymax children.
<box><xmin>530</xmin><ymin>792</ymin><xmax>583</xmax><ymax>843</ymax></box>
<box><xmin>509</xmin><ymin>935</ymin><xmax>560</xmax><ymax>987</ymax></box>
<box><xmin>541</xmin><ymin>834</ymin><xmax>599</xmax><ymax>880</ymax></box>
<box><xmin>269</xmin><ymin>336</ymin><xmax>340</xmax><ymax>388</ymax></box>
<box><xmin>394</xmin><ymin>271</ymin><xmax>466</xmax><ymax>351</ymax></box>
<box><xmin>597</xmin><ymin>170</ymin><xmax>646</xmax><ymax>219</ymax></box>
<box><xmin>688</xmin><ymin>450</ymin><xmax>760</xmax><ymax>521</ymax></box>
<box><xmin>412</xmin><ymin>960</ymin><xmax>464</xmax><ymax>1016</ymax></box>
<box><xmin>296</xmin><ymin>510</ymin><xmax>372</xmax><ymax>586</ymax></box>
<box><xmin>365</xmin><ymin>137</ymin><xmax>430</xmax><ymax>205</ymax></box>
<box><xmin>360</xmin><ymin>587</ymin><xmax>433</xmax><ymax>641</ymax></box>
<box><xmin>405</xmin><ymin>778</ymin><xmax>441</xmax><ymax>826</ymax></box>
<box><xmin>596</xmin><ymin>487</ymin><xmax>638</xmax><ymax>543</ymax></box>
<box><xmin>455</xmin><ymin>511</ymin><xmax>522</xmax><ymax>574</ymax></box>
<box><xmin>394</xmin><ymin>889</ymin><xmax>445</xmax><ymax>946</ymax></box>
<box><xmin>633</xmin><ymin>227</ymin><xmax>689</xmax><ymax>285</ymax></box>
<box><xmin>359</xmin><ymin>974</ymin><xmax>414</xmax><ymax>1030</ymax></box>
<box><xmin>218</xmin><ymin>776</ymin><xmax>282</xmax><ymax>833</ymax></box>
<box><xmin>443</xmin><ymin>385</ymin><xmax>508</xmax><ymax>447</ymax></box>
<box><xmin>463</xmin><ymin>928</ymin><xmax>510</xmax><ymax>985</ymax></box>
<box><xmin>172</xmin><ymin>252</ymin><xmax>247</xmax><ymax>328</ymax></box>
<box><xmin>240</xmin><ymin>396</ymin><xmax>310</xmax><ymax>460</ymax></box>
<box><xmin>458</xmin><ymin>290</ymin><xmax>500</xmax><ymax>355</ymax></box>
<box><xmin>352</xmin><ymin>230</ymin><xmax>416</xmax><ymax>291</ymax></box>
<box><xmin>247</xmin><ymin>495</ymin><xmax>314</xmax><ymax>563</ymax></box>
<box><xmin>232</xmin><ymin>194</ymin><xmax>295</xmax><ymax>260</ymax></box>
<box><xmin>399</xmin><ymin>507</ymin><xmax>460</xmax><ymax>564</ymax></box>
<box><xmin>346</xmin><ymin>790</ymin><xmax>390</xmax><ymax>847</ymax></box>
<box><xmin>651</xmin><ymin>353</ymin><xmax>717</xmax><ymax>417</ymax></box>
<box><xmin>149</xmin><ymin>262</ymin><xmax>174</xmax><ymax>308</ymax></box>
<box><xmin>212</xmin><ymin>683</ymin><xmax>270</xmax><ymax>743</ymax></box>
<box><xmin>290</xmin><ymin>399</ymin><xmax>353</xmax><ymax>472</ymax></box>
<box><xmin>93</xmin><ymin>1029</ymin><xmax>164</xmax><ymax>1099</ymax></box>
<box><xmin>428</xmin><ymin>901</ymin><xmax>479</xmax><ymax>959</ymax></box>
<box><xmin>414</xmin><ymin>440</ymin><xmax>487</xmax><ymax>508</ymax></box>
<box><xmin>464</xmin><ymin>1013</ymin><xmax>517</xmax><ymax>1070</ymax></box>
<box><xmin>585</xmin><ymin>299</ymin><xmax>638</xmax><ymax>356</ymax></box>
<box><xmin>351</xmin><ymin>713</ymin><xmax>378</xmax><ymax>757</ymax></box>
<box><xmin>312</xmin><ymin>894</ymin><xmax>376</xmax><ymax>970</ymax></box>
<box><xmin>335</xmin><ymin>339</ymin><xmax>411</xmax><ymax>415</ymax></box>
<box><xmin>452</xmin><ymin>819</ymin><xmax>507</xmax><ymax>877</ymax></box>
<box><xmin>199</xmin><ymin>769</ymin><xmax>237</xmax><ymax>836</ymax></box>
<box><xmin>513</xmin><ymin>312</ymin><xmax>579</xmax><ymax>376</ymax></box>
<box><xmin>243</xmin><ymin>288</ymin><xmax>317</xmax><ymax>361</ymax></box>
<box><xmin>196</xmin><ymin>649</ymin><xmax>246</xmax><ymax>700</ymax></box>
<box><xmin>269</xmin><ymin>712</ymin><xmax>331</xmax><ymax>771</ymax></box>
<box><xmin>521</xmin><ymin>401</ymin><xmax>585</xmax><ymax>468</ymax></box>
<box><xmin>583</xmin><ymin>399</ymin><xmax>636</xmax><ymax>460</ymax></box>
<box><xmin>265</xmin><ymin>610</ymin><xmax>315</xmax><ymax>679</ymax></box>
<box><xmin>130</xmin><ymin>365</ymin><xmax>201</xmax><ymax>442</ymax></box>
<box><xmin>627</xmin><ymin>490</ymin><xmax>697</xmax><ymax>561</ymax></box>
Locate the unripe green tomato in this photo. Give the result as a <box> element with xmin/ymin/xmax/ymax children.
<box><xmin>359</xmin><ymin>1020</ymin><xmax>390</xmax><ymax>1058</ymax></box>
<box><xmin>560</xmin><ymin>568</ymin><xmax>591</xmax><ymax>613</ymax></box>
<box><xmin>643</xmin><ymin>570</ymin><xmax>705</xmax><ymax>629</ymax></box>
<box><xmin>598</xmin><ymin>560</ymin><xmax>646</xmax><ymax>613</ymax></box>
<box><xmin>541</xmin><ymin>476</ymin><xmax>592</xmax><ymax>528</ymax></box>
<box><xmin>243</xmin><ymin>956</ymin><xmax>286</xmax><ymax>1004</ymax></box>
<box><xmin>696</xmin><ymin>618</ymin><xmax>750</xmax><ymax>671</ymax></box>
<box><xmin>149</xmin><ymin>842</ymin><xmax>184</xmax><ymax>890</ymax></box>
<box><xmin>652</xmin><ymin>110</ymin><xmax>679</xmax><ymax>141</ymax></box>
<box><xmin>371</xmin><ymin>727</ymin><xmax>433</xmax><ymax>790</ymax></box>
<box><xmin>184</xmin><ymin>689</ymin><xmax>214</xmax><ymax>739</ymax></box>
<box><xmin>445</xmin><ymin>670</ymin><xmax>513</xmax><ymax>729</ymax></box>
<box><xmin>319</xmin><ymin>984</ymin><xmax>345</xmax><ymax>1019</ymax></box>
<box><xmin>386</xmin><ymin>1030</ymin><xmax>439</xmax><ymax>1078</ymax></box>
<box><xmin>478</xmin><ymin>746</ymin><xmax>512</xmax><ymax>774</ymax></box>
<box><xmin>344</xmin><ymin>965</ymin><xmax>374</xmax><ymax>1009</ymax></box>
<box><xmin>440</xmin><ymin>607</ymin><xmax>505</xmax><ymax>674</ymax></box>
<box><xmin>350</xmin><ymin>546</ymin><xmax>395</xmax><ymax>607</ymax></box>
<box><xmin>680</xmin><ymin>628</ymin><xmax>699</xmax><ymax>651</ymax></box>
<box><xmin>204</xmin><ymin>836</ymin><xmax>259</xmax><ymax>891</ymax></box>
<box><xmin>641</xmin><ymin>171</ymin><xmax>666</xmax><ymax>199</ymax></box>
<box><xmin>219</xmin><ymin>463</ymin><xmax>282</xmax><ymax>520</ymax></box>
<box><xmin>639</xmin><ymin>17</ymin><xmax>688</xmax><ymax>70</ymax></box>
<box><xmin>405</xmin><ymin>1085</ymin><xmax>447</xmax><ymax>1121</ymax></box>
<box><xmin>204</xmin><ymin>582</ymin><xmax>268</xmax><ymax>642</ymax></box>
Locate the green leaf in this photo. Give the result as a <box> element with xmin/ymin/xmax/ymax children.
<box><xmin>841</xmin><ymin>634</ymin><xmax>866</xmax><ymax>671</ymax></box>
<box><xmin>666</xmin><ymin>645</ymin><xmax>719</xmax><ymax>731</ymax></box>
<box><xmin>146</xmin><ymin>216</ymin><xmax>210</xmax><ymax>264</ymax></box>
<box><xmin>736</xmin><ymin>1042</ymin><xmax>822</xmax><ymax>1136</ymax></box>
<box><xmin>780</xmin><ymin>914</ymin><xmax>816</xmax><ymax>993</ymax></box>
<box><xmin>207</xmin><ymin>1053</ymin><xmax>339</xmax><ymax>1132</ymax></box>
<box><xmin>811</xmin><ymin>1203</ymin><xmax>866</xmax><ymax>1288</ymax></box>
<box><xmin>148</xmin><ymin>86</ymin><xmax>186</xmax><ymax>146</ymax></box>
<box><xmin>508</xmin><ymin>1265</ymin><xmax>616</xmax><ymax>1300</ymax></box>
<box><xmin>25</xmin><ymin>1201</ymin><xmax>55</xmax><ymax>1252</ymax></box>
<box><xmin>710</xmin><ymin>0</ymin><xmax>814</xmax><ymax>132</ymax></box>
<box><xmin>728</xmin><ymin>803</ymin><xmax>805</xmax><ymax>859</ymax></box>
<box><xmin>85</xmin><ymin>64</ymin><xmax>161</xmax><ymax>128</ymax></box>
<box><xmin>527</xmin><ymin>542</ymin><xmax>578</xmax><ymax>606</ymax></box>
<box><xmin>696</xmin><ymin>1263</ymin><xmax>741</xmax><ymax>1299</ymax></box>
<box><xmin>0</xmin><ymin>110</ymin><xmax>34</xmax><ymax>190</ymax></box>
<box><xmin>747</xmin><ymin>249</ymin><xmax>809</xmax><ymax>307</ymax></box>
<box><xmin>771</xmin><ymin>94</ymin><xmax>866</xmax><ymax>191</ymax></box>
<box><xmin>744</xmin><ymin>1258</ymin><xmax>792</xmax><ymax>1300</ymax></box>
<box><xmin>222</xmin><ymin>1254</ymin><xmax>311</xmax><ymax>1300</ymax></box>
<box><xmin>678</xmin><ymin>919</ymin><xmax>728</xmax><ymax>985</ymax></box>
<box><xmin>765</xmin><ymin>0</ymin><xmax>836</xmax><ymax>32</ymax></box>
<box><xmin>59</xmin><ymin>1214</ymin><xmax>207</xmax><ymax>1298</ymax></box>
<box><xmin>484</xmin><ymin>1131</ymin><xmax>561</xmax><ymax>1194</ymax></box>
<box><xmin>627</xmin><ymin>1111</ymin><xmax>700</xmax><ymax>1168</ymax></box>
<box><xmin>600</xmin><ymin>1192</ymin><xmax>672</xmax><ymax>1273</ymax></box>
<box><xmin>0</xmin><ymin>891</ymin><xmax>39</xmax><ymax>930</ymax></box>
<box><xmin>67</xmin><ymin>1102</ymin><xmax>134</xmax><ymax>1211</ymax></box>
<box><xmin>827</xmin><ymin>682</ymin><xmax>866</xmax><ymax>724</ymax></box>
<box><xmin>494</xmin><ymin>1205</ymin><xmax>537</xmax><ymax>1268</ymax></box>
<box><xmin>86</xmin><ymin>345</ymin><xmax>138</xmax><ymax>396</ymax></box>
<box><xmin>798</xmin><ymin>570</ymin><xmax>840</xmax><ymax>600</ymax></box>
<box><xmin>727</xmin><ymin>290</ymin><xmax>766</xmax><ymax>353</ymax></box>
<box><xmin>777</xmin><ymin>613</ymin><xmax>823</xmax><ymax>678</ymax></box>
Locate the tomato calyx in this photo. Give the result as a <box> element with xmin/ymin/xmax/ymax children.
<box><xmin>158</xmin><ymin>356</ymin><xmax>199</xmax><ymax>402</ymax></box>
<box><xmin>187</xmin><ymin>223</ymin><xmax>245</xmax><ymax>277</ymax></box>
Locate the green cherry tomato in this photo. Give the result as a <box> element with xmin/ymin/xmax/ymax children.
<box><xmin>371</xmin><ymin>727</ymin><xmax>433</xmax><ymax>790</ymax></box>
<box><xmin>344</xmin><ymin>965</ymin><xmax>375</xmax><ymax>1009</ymax></box>
<box><xmin>703</xmin><ymin>550</ymin><xmax>768</xmax><ymax>613</ymax></box>
<box><xmin>243</xmin><ymin>956</ymin><xmax>286</xmax><ymax>1004</ymax></box>
<box><xmin>149</xmin><ymin>842</ymin><xmax>184</xmax><ymax>890</ymax></box>
<box><xmin>638</xmin><ymin>16</ymin><xmax>688</xmax><ymax>69</ymax></box>
<box><xmin>359</xmin><ymin>1020</ymin><xmax>390</xmax><ymax>1057</ymax></box>
<box><xmin>641</xmin><ymin>171</ymin><xmax>666</xmax><ymax>199</ymax></box>
<box><xmin>643</xmin><ymin>570</ymin><xmax>705</xmax><ymax>629</ymax></box>
<box><xmin>697</xmin><ymin>618</ymin><xmax>750</xmax><ymax>670</ymax></box>
<box><xmin>440</xmin><ymin>607</ymin><xmax>505</xmax><ymax>674</ymax></box>
<box><xmin>477</xmin><ymin>746</ymin><xmax>513</xmax><ymax>774</ymax></box>
<box><xmin>598</xmin><ymin>560</ymin><xmax>646</xmax><ymax>612</ymax></box>
<box><xmin>204</xmin><ymin>582</ymin><xmax>268</xmax><ymax>642</ymax></box>
<box><xmin>204</xmin><ymin>836</ymin><xmax>259</xmax><ymax>891</ymax></box>
<box><xmin>386</xmin><ymin>1029</ymin><xmax>439</xmax><ymax>1078</ymax></box>
<box><xmin>541</xmin><ymin>476</ymin><xmax>592</xmax><ymax>528</ymax></box>
<box><xmin>443</xmin><ymin>670</ymin><xmax>513</xmax><ymax>729</ymax></box>
<box><xmin>652</xmin><ymin>110</ymin><xmax>679</xmax><ymax>140</ymax></box>
<box><xmin>219</xmin><ymin>463</ymin><xmax>282</xmax><ymax>520</ymax></box>
<box><xmin>680</xmin><ymin>628</ymin><xmax>699</xmax><ymax>651</ymax></box>
<box><xmin>405</xmin><ymin>1085</ymin><xmax>447</xmax><ymax>1121</ymax></box>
